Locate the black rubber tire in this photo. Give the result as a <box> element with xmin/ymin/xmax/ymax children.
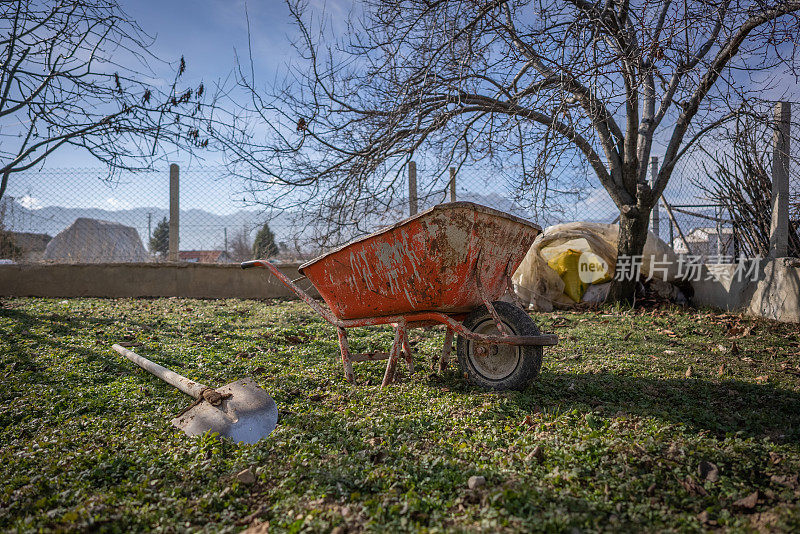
<box><xmin>456</xmin><ymin>301</ymin><xmax>543</xmax><ymax>390</ymax></box>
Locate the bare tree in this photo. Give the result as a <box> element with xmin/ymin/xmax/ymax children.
<box><xmin>0</xmin><ymin>0</ymin><xmax>209</xmax><ymax>201</ymax></box>
<box><xmin>695</xmin><ymin>109</ymin><xmax>800</xmax><ymax>257</ymax></box>
<box><xmin>0</xmin><ymin>200</ymin><xmax>22</xmax><ymax>259</ymax></box>
<box><xmin>228</xmin><ymin>226</ymin><xmax>253</xmax><ymax>262</ymax></box>
<box><xmin>213</xmin><ymin>0</ymin><xmax>800</xmax><ymax>301</ymax></box>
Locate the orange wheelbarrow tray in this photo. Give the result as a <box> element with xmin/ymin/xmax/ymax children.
<box><xmin>242</xmin><ymin>202</ymin><xmax>558</xmax><ymax>389</ymax></box>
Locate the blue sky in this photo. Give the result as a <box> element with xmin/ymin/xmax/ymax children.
<box><xmin>9</xmin><ymin>1</ymin><xmax>797</xmax><ymax>225</ymax></box>
<box><xmin>45</xmin><ymin>0</ymin><xmax>303</xmax><ymax>167</ymax></box>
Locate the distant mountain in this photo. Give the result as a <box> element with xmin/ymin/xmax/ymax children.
<box><xmin>1</xmin><ymin>192</ymin><xmax>626</xmax><ymax>253</ymax></box>
<box><xmin>1</xmin><ymin>196</ymin><xmax>298</xmax><ymax>251</ymax></box>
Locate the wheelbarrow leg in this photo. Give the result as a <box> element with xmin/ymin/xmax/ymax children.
<box><xmin>400</xmin><ymin>325</ymin><xmax>415</xmax><ymax>374</ymax></box>
<box><xmin>381</xmin><ymin>325</ymin><xmax>404</xmax><ymax>387</ymax></box>
<box><xmin>336</xmin><ymin>327</ymin><xmax>355</xmax><ymax>385</ymax></box>
<box><xmin>438</xmin><ymin>327</ymin><xmax>454</xmax><ymax>372</ymax></box>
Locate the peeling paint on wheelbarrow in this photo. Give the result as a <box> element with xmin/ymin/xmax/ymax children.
<box><xmin>298</xmin><ymin>202</ymin><xmax>542</xmax><ymax>320</ymax></box>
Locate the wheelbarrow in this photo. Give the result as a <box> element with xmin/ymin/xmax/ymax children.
<box><xmin>242</xmin><ymin>202</ymin><xmax>558</xmax><ymax>390</ymax></box>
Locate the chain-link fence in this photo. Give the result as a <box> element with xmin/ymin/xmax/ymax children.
<box><xmin>0</xmin><ymin>160</ymin><xmax>795</xmax><ymax>263</ymax></box>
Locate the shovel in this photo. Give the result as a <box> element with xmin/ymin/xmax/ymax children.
<box><xmin>112</xmin><ymin>344</ymin><xmax>277</xmax><ymax>444</ymax></box>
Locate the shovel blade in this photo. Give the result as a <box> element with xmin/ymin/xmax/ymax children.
<box><xmin>171</xmin><ymin>377</ymin><xmax>277</xmax><ymax>444</ymax></box>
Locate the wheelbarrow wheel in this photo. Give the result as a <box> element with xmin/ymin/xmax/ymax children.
<box><xmin>456</xmin><ymin>301</ymin><xmax>543</xmax><ymax>390</ymax></box>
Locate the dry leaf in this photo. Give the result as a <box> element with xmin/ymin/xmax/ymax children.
<box><xmin>770</xmin><ymin>474</ymin><xmax>798</xmax><ymax>488</ymax></box>
<box><xmin>680</xmin><ymin>476</ymin><xmax>707</xmax><ymax>496</ymax></box>
<box><xmin>525</xmin><ymin>445</ymin><xmax>545</xmax><ymax>464</ymax></box>
<box><xmin>697</xmin><ymin>510</ymin><xmax>715</xmax><ymax>525</ymax></box>
<box><xmin>520</xmin><ymin>415</ymin><xmax>535</xmax><ymax>427</ymax></box>
<box><xmin>727</xmin><ymin>323</ymin><xmax>745</xmax><ymax>337</ymax></box>
<box><xmin>733</xmin><ymin>490</ymin><xmax>759</xmax><ymax>510</ymax></box>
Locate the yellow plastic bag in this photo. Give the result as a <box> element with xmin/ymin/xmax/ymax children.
<box><xmin>547</xmin><ymin>249</ymin><xmax>587</xmax><ymax>302</ymax></box>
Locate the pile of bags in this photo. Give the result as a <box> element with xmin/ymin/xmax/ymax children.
<box><xmin>512</xmin><ymin>222</ymin><xmax>682</xmax><ymax>311</ymax></box>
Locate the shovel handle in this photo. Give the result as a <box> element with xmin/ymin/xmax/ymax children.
<box><xmin>112</xmin><ymin>344</ymin><xmax>207</xmax><ymax>399</ymax></box>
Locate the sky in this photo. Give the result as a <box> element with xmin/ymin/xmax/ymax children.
<box><xmin>45</xmin><ymin>0</ymin><xmax>307</xmax><ymax>167</ymax></box>
<box><xmin>8</xmin><ymin>0</ymin><xmax>354</xmax><ymax>216</ymax></box>
<box><xmin>7</xmin><ymin>0</ymin><xmax>798</xmax><ymax>227</ymax></box>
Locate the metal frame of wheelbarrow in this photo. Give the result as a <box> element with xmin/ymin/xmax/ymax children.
<box><xmin>242</xmin><ymin>259</ymin><xmax>558</xmax><ymax>387</ymax></box>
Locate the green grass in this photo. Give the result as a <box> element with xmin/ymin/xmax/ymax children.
<box><xmin>1</xmin><ymin>297</ymin><xmax>799</xmax><ymax>532</ymax></box>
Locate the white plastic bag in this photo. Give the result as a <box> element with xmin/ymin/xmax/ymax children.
<box><xmin>512</xmin><ymin>222</ymin><xmax>680</xmax><ymax>310</ymax></box>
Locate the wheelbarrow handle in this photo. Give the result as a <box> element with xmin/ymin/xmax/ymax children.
<box><xmin>242</xmin><ymin>259</ymin><xmax>344</xmax><ymax>327</ymax></box>
<box><xmin>112</xmin><ymin>344</ymin><xmax>207</xmax><ymax>399</ymax></box>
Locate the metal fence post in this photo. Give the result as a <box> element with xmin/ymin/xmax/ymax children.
<box><xmin>449</xmin><ymin>167</ymin><xmax>456</xmax><ymax>202</ymax></box>
<box><xmin>169</xmin><ymin>163</ymin><xmax>179</xmax><ymax>262</ymax></box>
<box><xmin>769</xmin><ymin>101</ymin><xmax>790</xmax><ymax>258</ymax></box>
<box><xmin>650</xmin><ymin>156</ymin><xmax>659</xmax><ymax>238</ymax></box>
<box><xmin>408</xmin><ymin>161</ymin><xmax>418</xmax><ymax>216</ymax></box>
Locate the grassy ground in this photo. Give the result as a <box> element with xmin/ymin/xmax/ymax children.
<box><xmin>1</xmin><ymin>297</ymin><xmax>799</xmax><ymax>533</ymax></box>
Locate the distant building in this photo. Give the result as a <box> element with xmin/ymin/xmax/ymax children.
<box><xmin>179</xmin><ymin>250</ymin><xmax>233</xmax><ymax>264</ymax></box>
<box><xmin>674</xmin><ymin>226</ymin><xmax>735</xmax><ymax>259</ymax></box>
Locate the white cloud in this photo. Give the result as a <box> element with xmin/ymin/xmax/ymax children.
<box><xmin>106</xmin><ymin>197</ymin><xmax>130</xmax><ymax>209</ymax></box>
<box><xmin>582</xmin><ymin>187</ymin><xmax>612</xmax><ymax>208</ymax></box>
<box><xmin>18</xmin><ymin>195</ymin><xmax>42</xmax><ymax>210</ymax></box>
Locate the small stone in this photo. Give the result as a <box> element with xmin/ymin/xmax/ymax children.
<box><xmin>698</xmin><ymin>460</ymin><xmax>719</xmax><ymax>483</ymax></box>
<box><xmin>467</xmin><ymin>475</ymin><xmax>486</xmax><ymax>490</ymax></box>
<box><xmin>237</xmin><ymin>468</ymin><xmax>256</xmax><ymax>485</ymax></box>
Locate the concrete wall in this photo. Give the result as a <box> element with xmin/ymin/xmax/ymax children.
<box><xmin>691</xmin><ymin>258</ymin><xmax>800</xmax><ymax>323</ymax></box>
<box><xmin>0</xmin><ymin>262</ymin><xmax>318</xmax><ymax>299</ymax></box>
<box><xmin>3</xmin><ymin>260</ymin><xmax>797</xmax><ymax>323</ymax></box>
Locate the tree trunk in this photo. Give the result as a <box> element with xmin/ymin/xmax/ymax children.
<box><xmin>607</xmin><ymin>207</ymin><xmax>652</xmax><ymax>303</ymax></box>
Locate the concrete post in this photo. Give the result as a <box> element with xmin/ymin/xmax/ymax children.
<box><xmin>770</xmin><ymin>102</ymin><xmax>790</xmax><ymax>258</ymax></box>
<box><xmin>449</xmin><ymin>167</ymin><xmax>456</xmax><ymax>202</ymax></box>
<box><xmin>650</xmin><ymin>156</ymin><xmax>659</xmax><ymax>238</ymax></box>
<box><xmin>715</xmin><ymin>206</ymin><xmax>723</xmax><ymax>262</ymax></box>
<box><xmin>169</xmin><ymin>164</ymin><xmax>179</xmax><ymax>262</ymax></box>
<box><xmin>408</xmin><ymin>161</ymin><xmax>418</xmax><ymax>216</ymax></box>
